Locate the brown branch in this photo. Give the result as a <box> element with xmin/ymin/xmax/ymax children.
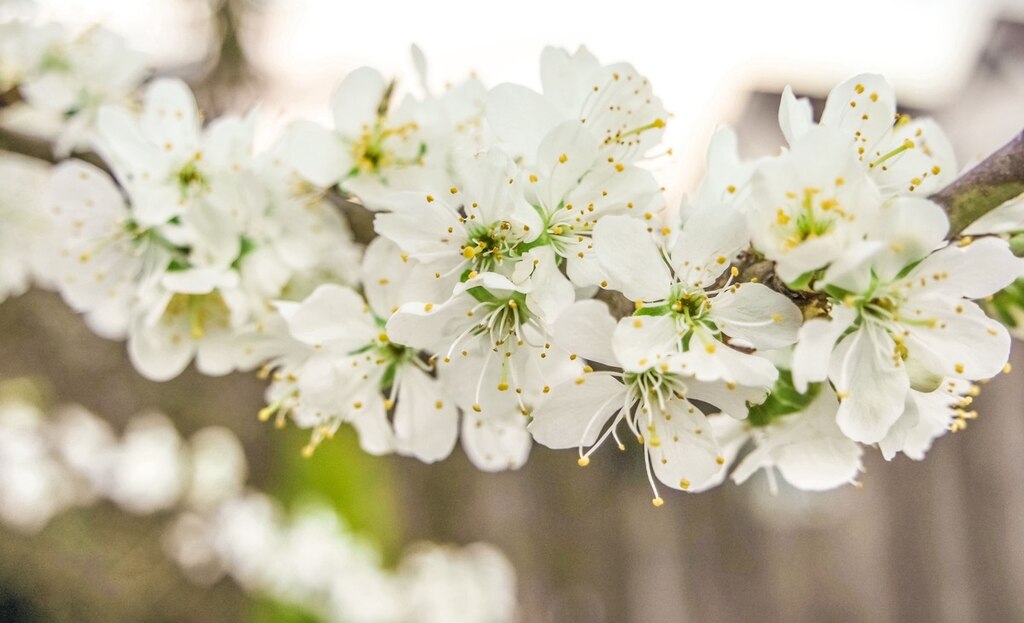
<box><xmin>0</xmin><ymin>125</ymin><xmax>107</xmax><ymax>170</ymax></box>
<box><xmin>933</xmin><ymin>129</ymin><xmax>1024</xmax><ymax>235</ymax></box>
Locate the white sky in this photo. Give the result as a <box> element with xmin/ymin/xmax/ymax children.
<box><xmin>27</xmin><ymin>0</ymin><xmax>1024</xmax><ymax>194</ymax></box>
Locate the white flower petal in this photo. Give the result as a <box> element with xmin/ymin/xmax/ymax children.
<box><xmin>485</xmin><ymin>83</ymin><xmax>561</xmax><ymax>159</ymax></box>
<box><xmin>140</xmin><ymin>78</ymin><xmax>200</xmax><ymax>156</ymax></box>
<box><xmin>281</xmin><ymin>284</ymin><xmax>377</xmax><ymax>350</ymax></box>
<box><xmin>330</xmin><ymin>67</ymin><xmax>388</xmax><ymax>137</ymax></box>
<box><xmin>279</xmin><ymin>120</ymin><xmax>347</xmax><ymax>187</ymax></box>
<box><xmin>905</xmin><ymin>237</ymin><xmax>1021</xmax><ymax>300</ymax></box>
<box><xmin>394</xmin><ymin>367</ymin><xmax>458</xmax><ymax>463</ymax></box>
<box><xmin>386</xmin><ymin>294</ymin><xmax>478</xmax><ymax>352</ymax></box>
<box><xmin>830</xmin><ymin>323</ymin><xmax>909</xmax><ymax>443</ymax></box>
<box><xmin>461</xmin><ymin>410</ymin><xmax>532</xmax><ymax>472</ymax></box>
<box><xmin>791</xmin><ymin>303</ymin><xmax>858</xmax><ymax>392</ymax></box>
<box><xmin>677</xmin><ymin>330</ymin><xmax>779</xmax><ymax>388</ymax></box>
<box><xmin>552</xmin><ymin>299</ymin><xmax>618</xmax><ymax>366</ymax></box>
<box><xmin>532</xmin><ymin>120</ymin><xmax>599</xmax><ymax>208</ymax></box>
<box><xmin>127</xmin><ymin>316</ymin><xmax>196</xmax><ymax>382</ymax></box>
<box><xmin>593</xmin><ymin>215</ymin><xmax>671</xmax><ymax>302</ymax></box>
<box><xmin>647</xmin><ymin>399</ymin><xmax>723</xmax><ymax>492</ymax></box>
<box><xmin>820</xmin><ymin>73</ymin><xmax>895</xmax><ymax>155</ymax></box>
<box><xmin>684</xmin><ymin>378</ymin><xmax>767</xmax><ymax>419</ymax></box>
<box><xmin>871</xmin><ymin>117</ymin><xmax>957</xmax><ymax>196</ymax></box>
<box><xmin>903</xmin><ymin>298</ymin><xmax>1010</xmax><ymax>380</ymax></box>
<box><xmin>778</xmin><ymin>85</ymin><xmax>813</xmax><ymax>145</ymax></box>
<box><xmin>611</xmin><ymin>315</ymin><xmax>678</xmax><ymax>372</ymax></box>
<box><xmin>671</xmin><ymin>204</ymin><xmax>748</xmax><ymax>287</ymax></box>
<box><xmin>528</xmin><ymin>374</ymin><xmax>624</xmax><ymax>449</ymax></box>
<box><xmin>710</xmin><ymin>283</ymin><xmax>801</xmax><ymax>350</ymax></box>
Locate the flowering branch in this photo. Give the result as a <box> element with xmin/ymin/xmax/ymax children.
<box><xmin>3</xmin><ymin>18</ymin><xmax>1024</xmax><ymax>504</ymax></box>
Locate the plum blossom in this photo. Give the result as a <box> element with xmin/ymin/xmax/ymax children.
<box><xmin>530</xmin><ymin>301</ymin><xmax>764</xmax><ymax>504</ymax></box>
<box><xmin>262</xmin><ymin>237</ymin><xmax>456</xmax><ymax>461</ymax></box>
<box><xmin>708</xmin><ymin>386</ymin><xmax>863</xmax><ymax>492</ymax></box>
<box><xmin>792</xmin><ymin>209</ymin><xmax>1020</xmax><ymax>443</ymax></box>
<box><xmin>780</xmin><ymin>73</ymin><xmax>956</xmax><ymax>196</ymax></box>
<box><xmin>593</xmin><ymin>211</ymin><xmax>802</xmax><ymax>388</ymax></box>
<box><xmin>486</xmin><ymin>45</ymin><xmax>667</xmax><ymax>165</ymax></box>
<box><xmin>281</xmin><ymin>64</ymin><xmax>484</xmax><ymax>209</ymax></box>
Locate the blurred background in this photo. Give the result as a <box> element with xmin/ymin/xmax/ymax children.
<box><xmin>2</xmin><ymin>0</ymin><xmax>1024</xmax><ymax>620</ymax></box>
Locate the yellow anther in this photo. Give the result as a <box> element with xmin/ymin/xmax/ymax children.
<box><xmin>577</xmin><ymin>456</ymin><xmax>590</xmax><ymax>467</ymax></box>
<box><xmin>652</xmin><ymin>497</ymin><xmax>665</xmax><ymax>507</ymax></box>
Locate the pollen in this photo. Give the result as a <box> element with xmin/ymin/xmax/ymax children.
<box><xmin>679</xmin><ymin>479</ymin><xmax>691</xmax><ymax>490</ymax></box>
<box><xmin>424</xmin><ymin>303</ymin><xmax>434</xmax><ymax>311</ymax></box>
<box><xmin>529</xmin><ymin>174</ymin><xmax>538</xmax><ymax>183</ymax></box>
<box><xmin>716</xmin><ymin>456</ymin><xmax>725</xmax><ymax>465</ymax></box>
<box><xmin>559</xmin><ymin>153</ymin><xmax>568</xmax><ymax>163</ymax></box>
<box><xmin>577</xmin><ymin>456</ymin><xmax>590</xmax><ymax>467</ymax></box>
<box><xmin>955</xmin><ymin>363</ymin><xmax>965</xmax><ymax>374</ymax></box>
<box><xmin>633</xmin><ymin>318</ymin><xmax>644</xmax><ymax>328</ymax></box>
<box><xmin>450</xmin><ymin>187</ymin><xmax>458</xmax><ymax>194</ymax></box>
<box><xmin>426</xmin><ymin>194</ymin><xmax>435</xmax><ymax>203</ymax></box>
<box><xmin>705</xmin><ymin>343</ymin><xmax>717</xmax><ymax>354</ymax></box>
<box><xmin>435</xmin><ymin>400</ymin><xmax>444</xmax><ymax>409</ymax></box>
<box><xmin>651</xmin><ymin>497</ymin><xmax>665</xmax><ymax>507</ymax></box>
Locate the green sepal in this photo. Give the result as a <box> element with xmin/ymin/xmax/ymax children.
<box><xmin>746</xmin><ymin>370</ymin><xmax>821</xmax><ymax>428</ymax></box>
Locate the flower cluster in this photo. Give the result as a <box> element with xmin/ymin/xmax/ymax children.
<box><xmin>0</xmin><ymin>395</ymin><xmax>518</xmax><ymax>623</ymax></box>
<box><xmin>3</xmin><ymin>14</ymin><xmax>1022</xmax><ymax>504</ymax></box>
<box><xmin>45</xmin><ymin>78</ymin><xmax>359</xmax><ymax>380</ymax></box>
<box><xmin>0</xmin><ymin>18</ymin><xmax>147</xmax><ymax>155</ymax></box>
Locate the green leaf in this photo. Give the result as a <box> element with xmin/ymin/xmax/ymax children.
<box><xmin>634</xmin><ymin>304</ymin><xmax>671</xmax><ymax>317</ymax></box>
<box><xmin>746</xmin><ymin>370</ymin><xmax>821</xmax><ymax>428</ymax></box>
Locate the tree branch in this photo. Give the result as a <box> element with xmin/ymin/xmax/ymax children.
<box><xmin>933</xmin><ymin>129</ymin><xmax>1024</xmax><ymax>236</ymax></box>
